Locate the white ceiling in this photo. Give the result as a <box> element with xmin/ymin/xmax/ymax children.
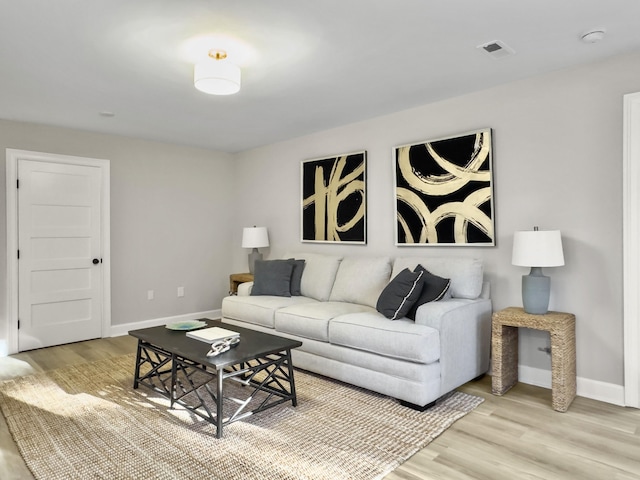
<box><xmin>1</xmin><ymin>0</ymin><xmax>639</xmax><ymax>153</ymax></box>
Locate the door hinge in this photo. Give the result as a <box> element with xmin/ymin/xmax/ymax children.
<box><xmin>17</xmin><ymin>249</ymin><xmax>20</xmax><ymax>259</ymax></box>
<box><xmin>17</xmin><ymin>319</ymin><xmax>20</xmax><ymax>330</ymax></box>
<box><xmin>17</xmin><ymin>179</ymin><xmax>19</xmax><ymax>189</ymax></box>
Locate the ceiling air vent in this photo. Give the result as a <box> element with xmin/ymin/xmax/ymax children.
<box><xmin>477</xmin><ymin>40</ymin><xmax>515</xmax><ymax>59</ymax></box>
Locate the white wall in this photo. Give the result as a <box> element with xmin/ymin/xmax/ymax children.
<box><xmin>233</xmin><ymin>51</ymin><xmax>640</xmax><ymax>388</ymax></box>
<box><xmin>0</xmin><ymin>120</ymin><xmax>235</xmax><ymax>352</ymax></box>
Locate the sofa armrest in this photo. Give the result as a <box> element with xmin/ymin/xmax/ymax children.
<box><xmin>415</xmin><ymin>298</ymin><xmax>492</xmax><ymax>394</ymax></box>
<box><xmin>237</xmin><ymin>281</ymin><xmax>253</xmax><ymax>296</ymax></box>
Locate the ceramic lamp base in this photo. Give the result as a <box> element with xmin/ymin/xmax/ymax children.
<box><xmin>522</xmin><ymin>267</ymin><xmax>550</xmax><ymax>315</ymax></box>
<box><xmin>248</xmin><ymin>249</ymin><xmax>262</xmax><ymax>274</ymax></box>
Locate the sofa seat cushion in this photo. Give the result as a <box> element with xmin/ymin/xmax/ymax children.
<box><xmin>329</xmin><ymin>312</ymin><xmax>440</xmax><ymax>364</ymax></box>
<box><xmin>222</xmin><ymin>295</ymin><xmax>318</xmax><ymax>328</ymax></box>
<box><xmin>275</xmin><ymin>302</ymin><xmax>376</xmax><ymax>342</ymax></box>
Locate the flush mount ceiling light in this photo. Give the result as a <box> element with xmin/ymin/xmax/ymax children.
<box><xmin>194</xmin><ymin>50</ymin><xmax>241</xmax><ymax>95</ymax></box>
<box><xmin>581</xmin><ymin>29</ymin><xmax>606</xmax><ymax>44</ymax></box>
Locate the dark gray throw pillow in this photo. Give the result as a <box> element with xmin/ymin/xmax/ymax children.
<box><xmin>251</xmin><ymin>259</ymin><xmax>294</xmax><ymax>297</ymax></box>
<box><xmin>376</xmin><ymin>268</ymin><xmax>424</xmax><ymax>320</ymax></box>
<box><xmin>288</xmin><ymin>259</ymin><xmax>306</xmax><ymax>296</ymax></box>
<box><xmin>406</xmin><ymin>265</ymin><xmax>451</xmax><ymax>320</ymax></box>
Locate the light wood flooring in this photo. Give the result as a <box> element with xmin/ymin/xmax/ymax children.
<box><xmin>1</xmin><ymin>336</ymin><xmax>639</xmax><ymax>480</ymax></box>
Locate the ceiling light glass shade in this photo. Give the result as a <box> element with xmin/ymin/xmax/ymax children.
<box><xmin>194</xmin><ymin>59</ymin><xmax>241</xmax><ymax>95</ymax></box>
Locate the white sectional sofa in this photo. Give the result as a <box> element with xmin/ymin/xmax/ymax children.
<box><xmin>221</xmin><ymin>253</ymin><xmax>492</xmax><ymax>409</ymax></box>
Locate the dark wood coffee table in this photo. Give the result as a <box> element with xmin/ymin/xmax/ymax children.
<box><xmin>128</xmin><ymin>319</ymin><xmax>302</xmax><ymax>438</ymax></box>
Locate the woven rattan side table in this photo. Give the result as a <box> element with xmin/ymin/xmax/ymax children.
<box><xmin>491</xmin><ymin>306</ymin><xmax>576</xmax><ymax>412</ymax></box>
<box><xmin>229</xmin><ymin>273</ymin><xmax>254</xmax><ymax>295</ymax></box>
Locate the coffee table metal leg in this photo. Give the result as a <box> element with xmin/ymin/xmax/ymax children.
<box><xmin>133</xmin><ymin>340</ymin><xmax>142</xmax><ymax>389</ymax></box>
<box><xmin>216</xmin><ymin>368</ymin><xmax>224</xmax><ymax>439</ymax></box>
<box><xmin>285</xmin><ymin>349</ymin><xmax>298</xmax><ymax>407</ymax></box>
<box><xmin>170</xmin><ymin>353</ymin><xmax>177</xmax><ymax>408</ymax></box>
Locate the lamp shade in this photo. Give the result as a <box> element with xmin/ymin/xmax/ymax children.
<box><xmin>194</xmin><ymin>58</ymin><xmax>241</xmax><ymax>95</ymax></box>
<box><xmin>512</xmin><ymin>230</ymin><xmax>565</xmax><ymax>267</ymax></box>
<box><xmin>242</xmin><ymin>227</ymin><xmax>269</xmax><ymax>249</ymax></box>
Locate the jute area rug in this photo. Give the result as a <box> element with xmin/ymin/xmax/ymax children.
<box><xmin>0</xmin><ymin>354</ymin><xmax>483</xmax><ymax>480</ymax></box>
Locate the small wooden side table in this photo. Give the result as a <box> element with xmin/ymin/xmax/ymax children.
<box><xmin>229</xmin><ymin>273</ymin><xmax>254</xmax><ymax>295</ymax></box>
<box><xmin>491</xmin><ymin>306</ymin><xmax>576</xmax><ymax>412</ymax></box>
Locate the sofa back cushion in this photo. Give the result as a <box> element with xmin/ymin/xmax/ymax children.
<box><xmin>329</xmin><ymin>256</ymin><xmax>392</xmax><ymax>308</ymax></box>
<box><xmin>391</xmin><ymin>257</ymin><xmax>483</xmax><ymax>299</ymax></box>
<box><xmin>285</xmin><ymin>253</ymin><xmax>343</xmax><ymax>301</ymax></box>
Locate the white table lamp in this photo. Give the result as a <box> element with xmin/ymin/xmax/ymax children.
<box><xmin>512</xmin><ymin>227</ymin><xmax>565</xmax><ymax>315</ymax></box>
<box><xmin>242</xmin><ymin>226</ymin><xmax>269</xmax><ymax>274</ymax></box>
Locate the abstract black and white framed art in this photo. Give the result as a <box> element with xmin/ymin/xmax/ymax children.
<box><xmin>394</xmin><ymin>129</ymin><xmax>495</xmax><ymax>246</ymax></box>
<box><xmin>301</xmin><ymin>151</ymin><xmax>366</xmax><ymax>244</ymax></box>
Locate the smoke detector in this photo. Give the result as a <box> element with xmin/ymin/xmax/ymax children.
<box><xmin>581</xmin><ymin>29</ymin><xmax>606</xmax><ymax>43</ymax></box>
<box><xmin>477</xmin><ymin>40</ymin><xmax>515</xmax><ymax>59</ymax></box>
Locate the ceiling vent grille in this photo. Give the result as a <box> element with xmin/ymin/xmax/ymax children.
<box><xmin>477</xmin><ymin>40</ymin><xmax>515</xmax><ymax>59</ymax></box>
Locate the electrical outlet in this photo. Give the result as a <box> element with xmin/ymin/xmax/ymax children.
<box><xmin>147</xmin><ymin>290</ymin><xmax>154</xmax><ymax>300</ymax></box>
<box><xmin>177</xmin><ymin>286</ymin><xmax>184</xmax><ymax>297</ymax></box>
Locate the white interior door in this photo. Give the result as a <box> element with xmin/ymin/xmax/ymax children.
<box><xmin>17</xmin><ymin>159</ymin><xmax>103</xmax><ymax>351</ymax></box>
<box><xmin>624</xmin><ymin>91</ymin><xmax>640</xmax><ymax>408</ymax></box>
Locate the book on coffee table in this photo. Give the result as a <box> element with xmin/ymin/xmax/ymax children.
<box><xmin>186</xmin><ymin>326</ymin><xmax>240</xmax><ymax>343</ymax></box>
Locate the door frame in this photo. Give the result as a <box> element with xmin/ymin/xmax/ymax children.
<box><xmin>5</xmin><ymin>149</ymin><xmax>111</xmax><ymax>355</ymax></box>
<box><xmin>623</xmin><ymin>92</ymin><xmax>640</xmax><ymax>408</ymax></box>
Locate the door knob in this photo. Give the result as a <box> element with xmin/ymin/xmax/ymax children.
<box><xmin>92</xmin><ymin>258</ymin><xmax>100</xmax><ymax>265</ymax></box>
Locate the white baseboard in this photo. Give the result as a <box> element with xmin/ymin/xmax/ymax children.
<box><xmin>109</xmin><ymin>309</ymin><xmax>222</xmax><ymax>337</ymax></box>
<box><xmin>518</xmin><ymin>365</ymin><xmax>625</xmax><ymax>406</ymax></box>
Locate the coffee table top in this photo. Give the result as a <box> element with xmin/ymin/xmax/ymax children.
<box><xmin>129</xmin><ymin>319</ymin><xmax>302</xmax><ymax>369</ymax></box>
